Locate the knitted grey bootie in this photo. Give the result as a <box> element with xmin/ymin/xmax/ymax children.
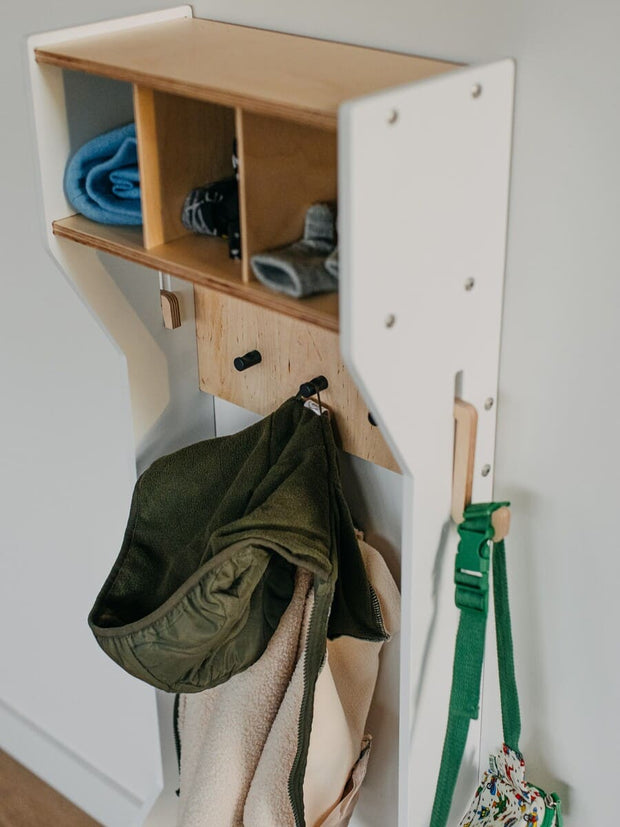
<box><xmin>250</xmin><ymin>203</ymin><xmax>338</xmax><ymax>299</ymax></box>
<box><xmin>324</xmin><ymin>247</ymin><xmax>339</xmax><ymax>278</ymax></box>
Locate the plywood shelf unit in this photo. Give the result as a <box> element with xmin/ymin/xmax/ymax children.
<box><xmin>34</xmin><ymin>13</ymin><xmax>456</xmax><ymax>468</ymax></box>
<box><xmin>35</xmin><ymin>17</ymin><xmax>455</xmax><ymax>327</ymax></box>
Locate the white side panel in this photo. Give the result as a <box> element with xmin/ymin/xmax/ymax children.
<box><xmin>340</xmin><ymin>61</ymin><xmax>514</xmax><ymax>825</ymax></box>
<box><xmin>27</xmin><ymin>4</ymin><xmax>192</xmax><ymax>246</ymax></box>
<box><xmin>21</xmin><ymin>9</ymin><xmax>213</xmax><ymax>825</ymax></box>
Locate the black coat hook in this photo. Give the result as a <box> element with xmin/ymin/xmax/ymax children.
<box><xmin>233</xmin><ymin>350</ymin><xmax>262</xmax><ymax>371</ymax></box>
<box><xmin>298</xmin><ymin>375</ymin><xmax>328</xmax><ymax>398</ymax></box>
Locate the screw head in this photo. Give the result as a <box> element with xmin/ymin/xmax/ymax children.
<box><xmin>385</xmin><ymin>313</ymin><xmax>396</xmax><ymax>328</ymax></box>
<box><xmin>388</xmin><ymin>109</ymin><xmax>399</xmax><ymax>124</ymax></box>
<box><xmin>464</xmin><ymin>278</ymin><xmax>475</xmax><ymax>291</ymax></box>
<box><xmin>471</xmin><ymin>83</ymin><xmax>482</xmax><ymax>99</ymax></box>
<box><xmin>484</xmin><ymin>397</ymin><xmax>494</xmax><ymax>410</ymax></box>
<box><xmin>481</xmin><ymin>464</ymin><xmax>491</xmax><ymax>477</ymax></box>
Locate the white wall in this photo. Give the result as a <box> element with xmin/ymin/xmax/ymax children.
<box><xmin>2</xmin><ymin>0</ymin><xmax>619</xmax><ymax>824</ymax></box>
<box><xmin>2</xmin><ymin>3</ymin><xmax>214</xmax><ymax>824</ymax></box>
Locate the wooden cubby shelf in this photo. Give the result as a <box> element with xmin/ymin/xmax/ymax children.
<box><xmin>36</xmin><ymin>16</ymin><xmax>455</xmax><ymax>332</ymax></box>
<box><xmin>34</xmin><ymin>12</ymin><xmax>458</xmax><ymax>468</ymax></box>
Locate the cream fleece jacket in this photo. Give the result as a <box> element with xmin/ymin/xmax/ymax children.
<box><xmin>177</xmin><ymin>538</ymin><xmax>400</xmax><ymax>827</ymax></box>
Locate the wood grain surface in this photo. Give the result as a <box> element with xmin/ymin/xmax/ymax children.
<box><xmin>195</xmin><ymin>287</ymin><xmax>399</xmax><ymax>471</ymax></box>
<box><xmin>52</xmin><ymin>215</ymin><xmax>340</xmax><ymax>331</ymax></box>
<box><xmin>35</xmin><ymin>18</ymin><xmax>457</xmax><ymax>129</ymax></box>
<box><xmin>239</xmin><ymin>110</ymin><xmax>337</xmax><ymax>273</ymax></box>
<box><xmin>0</xmin><ymin>750</ymin><xmax>101</xmax><ymax>827</ymax></box>
<box><xmin>134</xmin><ymin>86</ymin><xmax>236</xmax><ymax>248</ymax></box>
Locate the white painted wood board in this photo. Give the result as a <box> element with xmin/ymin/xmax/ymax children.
<box><xmin>340</xmin><ymin>59</ymin><xmax>515</xmax><ymax>825</ymax></box>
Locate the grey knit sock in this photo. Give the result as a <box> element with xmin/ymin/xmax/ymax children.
<box><xmin>303</xmin><ymin>203</ymin><xmax>336</xmax><ymax>247</ymax></box>
<box><xmin>250</xmin><ymin>203</ymin><xmax>338</xmax><ymax>299</ymax></box>
<box><xmin>324</xmin><ymin>248</ymin><xmax>339</xmax><ymax>278</ymax></box>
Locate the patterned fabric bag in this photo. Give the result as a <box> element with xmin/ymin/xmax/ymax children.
<box><xmin>460</xmin><ymin>745</ymin><xmax>561</xmax><ymax>826</ymax></box>
<box><xmin>430</xmin><ymin>504</ymin><xmax>562</xmax><ymax>827</ymax></box>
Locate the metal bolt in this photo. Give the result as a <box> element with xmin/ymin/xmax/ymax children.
<box><xmin>484</xmin><ymin>397</ymin><xmax>494</xmax><ymax>410</ymax></box>
<box><xmin>481</xmin><ymin>464</ymin><xmax>491</xmax><ymax>477</ymax></box>
<box><xmin>464</xmin><ymin>278</ymin><xmax>475</xmax><ymax>291</ymax></box>
<box><xmin>385</xmin><ymin>313</ymin><xmax>396</xmax><ymax>328</ymax></box>
<box><xmin>471</xmin><ymin>83</ymin><xmax>482</xmax><ymax>99</ymax></box>
<box><xmin>388</xmin><ymin>109</ymin><xmax>399</xmax><ymax>124</ymax></box>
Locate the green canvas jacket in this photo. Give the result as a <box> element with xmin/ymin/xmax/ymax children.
<box><xmin>89</xmin><ymin>394</ymin><xmax>386</xmax><ymax>687</ymax></box>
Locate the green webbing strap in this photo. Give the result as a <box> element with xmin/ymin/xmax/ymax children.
<box><xmin>492</xmin><ymin>538</ymin><xmax>521</xmax><ymax>752</ymax></box>
<box><xmin>429</xmin><ymin>608</ymin><xmax>488</xmax><ymax>827</ymax></box>
<box><xmin>430</xmin><ymin>502</ymin><xmax>516</xmax><ymax>827</ymax></box>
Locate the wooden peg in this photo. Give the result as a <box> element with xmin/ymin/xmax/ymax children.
<box><xmin>233</xmin><ymin>350</ymin><xmax>262</xmax><ymax>371</ymax></box>
<box><xmin>451</xmin><ymin>399</ymin><xmax>478</xmax><ymax>524</ymax></box>
<box><xmin>160</xmin><ymin>290</ymin><xmax>182</xmax><ymax>329</ymax></box>
<box><xmin>298</xmin><ymin>375</ymin><xmax>328</xmax><ymax>398</ymax></box>
<box><xmin>452</xmin><ymin>398</ymin><xmax>511</xmax><ymax>539</ymax></box>
<box><xmin>491</xmin><ymin>506</ymin><xmax>511</xmax><ymax>541</ymax></box>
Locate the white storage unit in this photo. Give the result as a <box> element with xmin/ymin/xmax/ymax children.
<box><xmin>27</xmin><ymin>8</ymin><xmax>514</xmax><ymax>824</ymax></box>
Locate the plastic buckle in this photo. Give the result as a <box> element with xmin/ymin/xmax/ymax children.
<box><xmin>453</xmin><ymin>502</ymin><xmax>508</xmax><ymax>614</ymax></box>
<box><xmin>454</xmin><ymin>531</ymin><xmax>491</xmax><ymax>613</ymax></box>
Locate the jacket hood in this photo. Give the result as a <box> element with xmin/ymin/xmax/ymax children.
<box><xmin>89</xmin><ymin>398</ymin><xmax>386</xmax><ymax>693</ymax></box>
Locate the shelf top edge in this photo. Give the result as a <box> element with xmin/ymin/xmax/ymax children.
<box><xmin>35</xmin><ymin>17</ymin><xmax>458</xmax><ymax>125</ymax></box>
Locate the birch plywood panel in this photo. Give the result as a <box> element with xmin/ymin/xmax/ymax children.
<box><xmin>195</xmin><ymin>286</ymin><xmax>398</xmax><ymax>471</ymax></box>
<box><xmin>134</xmin><ymin>86</ymin><xmax>236</xmax><ymax>247</ymax></box>
<box><xmin>0</xmin><ymin>751</ymin><xmax>102</xmax><ymax>827</ymax></box>
<box><xmin>35</xmin><ymin>18</ymin><xmax>457</xmax><ymax>130</ymax></box>
<box><xmin>238</xmin><ymin>111</ymin><xmax>337</xmax><ymax>278</ymax></box>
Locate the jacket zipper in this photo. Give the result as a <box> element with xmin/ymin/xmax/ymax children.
<box><xmin>287</xmin><ymin>581</ymin><xmax>386</xmax><ymax>825</ymax></box>
<box><xmin>288</xmin><ymin>585</ymin><xmax>331</xmax><ymax>827</ymax></box>
<box><xmin>369</xmin><ymin>583</ymin><xmax>387</xmax><ymax>638</ymax></box>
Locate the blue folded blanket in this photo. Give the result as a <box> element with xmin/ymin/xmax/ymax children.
<box><xmin>64</xmin><ymin>123</ymin><xmax>142</xmax><ymax>226</ymax></box>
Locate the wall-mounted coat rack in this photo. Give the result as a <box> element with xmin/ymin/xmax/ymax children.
<box><xmin>28</xmin><ymin>7</ymin><xmax>514</xmax><ymax>825</ymax></box>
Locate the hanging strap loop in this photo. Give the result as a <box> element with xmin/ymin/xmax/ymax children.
<box><xmin>430</xmin><ymin>501</ymin><xmax>517</xmax><ymax>827</ymax></box>
<box><xmin>492</xmin><ymin>537</ymin><xmax>521</xmax><ymax>752</ymax></box>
